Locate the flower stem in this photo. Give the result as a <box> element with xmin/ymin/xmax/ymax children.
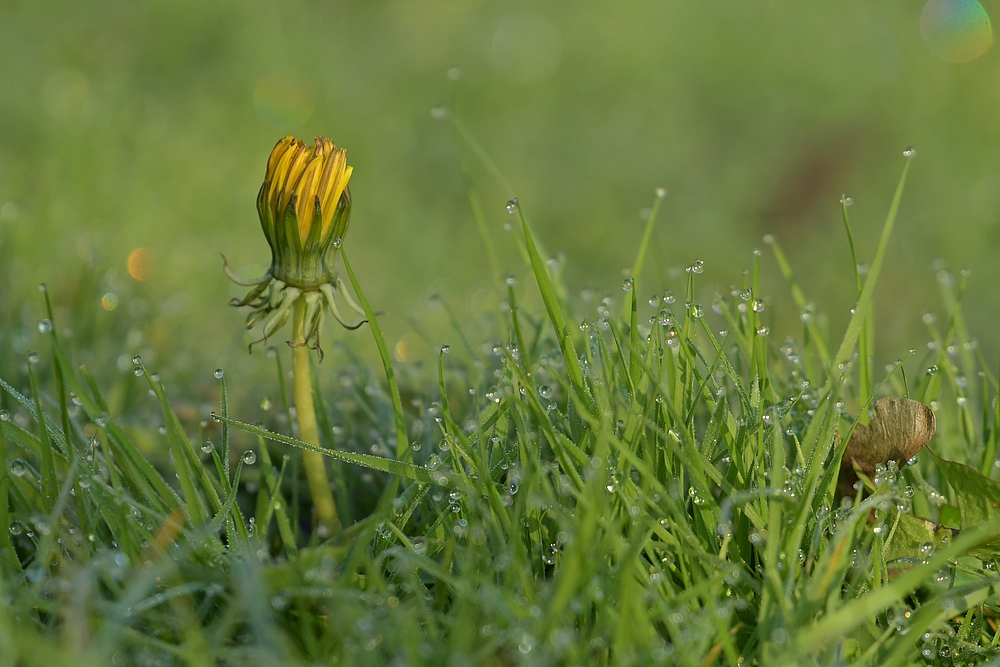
<box><xmin>292</xmin><ymin>296</ymin><xmax>340</xmax><ymax>535</ymax></box>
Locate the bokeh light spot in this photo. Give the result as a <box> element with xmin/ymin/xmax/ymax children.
<box><xmin>127</xmin><ymin>247</ymin><xmax>150</xmax><ymax>281</ymax></box>
<box><xmin>394</xmin><ymin>333</ymin><xmax>428</xmax><ymax>363</ymax></box>
<box><xmin>101</xmin><ymin>293</ymin><xmax>119</xmax><ymax>311</ymax></box>
<box><xmin>920</xmin><ymin>0</ymin><xmax>992</xmax><ymax>63</ymax></box>
<box><xmin>253</xmin><ymin>74</ymin><xmax>316</xmax><ymax>130</ymax></box>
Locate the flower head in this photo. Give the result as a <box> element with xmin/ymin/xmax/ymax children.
<box><xmin>224</xmin><ymin>135</ymin><xmax>365</xmax><ymax>355</ymax></box>
<box><xmin>259</xmin><ymin>135</ymin><xmax>353</xmax><ymax>287</ymax></box>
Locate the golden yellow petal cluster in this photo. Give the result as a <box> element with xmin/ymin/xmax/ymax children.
<box><xmin>264</xmin><ymin>136</ymin><xmax>353</xmax><ymax>244</ymax></box>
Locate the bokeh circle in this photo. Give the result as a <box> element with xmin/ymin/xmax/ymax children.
<box><xmin>920</xmin><ymin>0</ymin><xmax>992</xmax><ymax>63</ymax></box>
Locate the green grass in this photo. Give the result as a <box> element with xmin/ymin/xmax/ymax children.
<box><xmin>4</xmin><ymin>151</ymin><xmax>1000</xmax><ymax>667</ymax></box>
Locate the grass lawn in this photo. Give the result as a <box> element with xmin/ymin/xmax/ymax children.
<box><xmin>3</xmin><ymin>143</ymin><xmax>1000</xmax><ymax>666</ymax></box>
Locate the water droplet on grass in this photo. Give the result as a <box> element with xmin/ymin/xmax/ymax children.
<box><xmin>27</xmin><ymin>351</ymin><xmax>39</xmax><ymax>364</ymax></box>
<box><xmin>690</xmin><ymin>259</ymin><xmax>705</xmax><ymax>274</ymax></box>
<box><xmin>134</xmin><ymin>366</ymin><xmax>144</xmax><ymax>377</ymax></box>
<box><xmin>214</xmin><ymin>369</ymin><xmax>224</xmax><ymax>379</ymax></box>
<box><xmin>10</xmin><ymin>460</ymin><xmax>25</xmax><ymax>477</ymax></box>
<box><xmin>430</xmin><ymin>104</ymin><xmax>448</xmax><ymax>120</ymax></box>
<box><xmin>903</xmin><ymin>146</ymin><xmax>917</xmax><ymax>160</ymax></box>
<box><xmin>840</xmin><ymin>194</ymin><xmax>853</xmax><ymax>207</ymax></box>
<box><xmin>243</xmin><ymin>450</ymin><xmax>257</xmax><ymax>465</ymax></box>
<box><xmin>622</xmin><ymin>278</ymin><xmax>634</xmax><ymax>292</ymax></box>
<box><xmin>38</xmin><ymin>319</ymin><xmax>52</xmax><ymax>334</ymax></box>
<box><xmin>505</xmin><ymin>199</ymin><xmax>519</xmax><ymax>214</ymax></box>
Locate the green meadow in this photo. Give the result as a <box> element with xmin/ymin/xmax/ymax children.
<box><xmin>2</xmin><ymin>0</ymin><xmax>1000</xmax><ymax>664</ymax></box>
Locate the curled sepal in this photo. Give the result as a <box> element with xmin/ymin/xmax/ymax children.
<box><xmin>321</xmin><ymin>281</ymin><xmax>367</xmax><ymax>331</ymax></box>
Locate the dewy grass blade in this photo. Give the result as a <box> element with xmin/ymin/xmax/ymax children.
<box><xmin>516</xmin><ymin>204</ymin><xmax>587</xmax><ymax>401</ymax></box>
<box><xmin>795</xmin><ymin>517</ymin><xmax>1000</xmax><ymax>652</ymax></box>
<box><xmin>26</xmin><ymin>358</ymin><xmax>57</xmax><ymax>512</ymax></box>
<box><xmin>842</xmin><ymin>198</ymin><xmax>874</xmax><ymax>414</ymax></box>
<box><xmin>831</xmin><ymin>158</ymin><xmax>910</xmax><ymax>370</ymax></box>
<box><xmin>630</xmin><ymin>188</ymin><xmax>666</xmax><ymax>285</ymax></box>
<box><xmin>0</xmin><ymin>418</ymin><xmax>19</xmax><ymax>574</ymax></box>
<box><xmin>341</xmin><ymin>249</ymin><xmax>409</xmax><ymax>461</ymax></box>
<box><xmin>221</xmin><ymin>415</ymin><xmax>439</xmax><ymax>485</ymax></box>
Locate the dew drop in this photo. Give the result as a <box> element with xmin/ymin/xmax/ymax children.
<box><xmin>332</xmin><ymin>237</ymin><xmax>343</xmax><ymax>249</ymax></box>
<box><xmin>752</xmin><ymin>299</ymin><xmax>766</xmax><ymax>313</ymax></box>
<box><xmin>211</xmin><ymin>412</ymin><xmax>221</xmax><ymax>423</ymax></box>
<box><xmin>440</xmin><ymin>344</ymin><xmax>451</xmax><ymax>354</ymax></box>
<box><xmin>757</xmin><ymin>326</ymin><xmax>770</xmax><ymax>337</ymax></box>
<box><xmin>655</xmin><ymin>187</ymin><xmax>667</xmax><ymax>199</ymax></box>
<box><xmin>201</xmin><ymin>441</ymin><xmax>213</xmax><ymax>454</ymax></box>
<box><xmin>214</xmin><ymin>369</ymin><xmax>224</xmax><ymax>379</ymax></box>
<box><xmin>690</xmin><ymin>259</ymin><xmax>705</xmax><ymax>274</ymax></box>
<box><xmin>430</xmin><ymin>104</ymin><xmax>448</xmax><ymax>120</ymax></box>
<box><xmin>505</xmin><ymin>275</ymin><xmax>517</xmax><ymax>287</ymax></box>
<box><xmin>622</xmin><ymin>278</ymin><xmax>634</xmax><ymax>292</ymax></box>
<box><xmin>505</xmin><ymin>199</ymin><xmax>519</xmax><ymax>214</ymax></box>
<box><xmin>10</xmin><ymin>460</ymin><xmax>26</xmax><ymax>477</ymax></box>
<box><xmin>538</xmin><ymin>385</ymin><xmax>554</xmax><ymax>399</ymax></box>
<box><xmin>133</xmin><ymin>366</ymin><xmax>144</xmax><ymax>377</ymax></box>
<box><xmin>243</xmin><ymin>450</ymin><xmax>257</xmax><ymax>465</ymax></box>
<box><xmin>903</xmin><ymin>146</ymin><xmax>917</xmax><ymax>160</ymax></box>
<box><xmin>840</xmin><ymin>194</ymin><xmax>853</xmax><ymax>207</ymax></box>
<box><xmin>27</xmin><ymin>351</ymin><xmax>39</xmax><ymax>365</ymax></box>
<box><xmin>37</xmin><ymin>319</ymin><xmax>52</xmax><ymax>334</ymax></box>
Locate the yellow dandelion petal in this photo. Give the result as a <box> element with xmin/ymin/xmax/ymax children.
<box><xmin>294</xmin><ymin>157</ymin><xmax>325</xmax><ymax>241</ymax></box>
<box><xmin>265</xmin><ymin>136</ymin><xmax>298</xmax><ymax>183</ymax></box>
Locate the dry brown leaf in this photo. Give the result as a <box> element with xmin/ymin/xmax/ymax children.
<box><xmin>837</xmin><ymin>397</ymin><xmax>936</xmax><ymax>498</ymax></box>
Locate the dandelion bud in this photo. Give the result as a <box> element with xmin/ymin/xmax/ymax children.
<box><xmin>224</xmin><ymin>135</ymin><xmax>365</xmax><ymax>354</ymax></box>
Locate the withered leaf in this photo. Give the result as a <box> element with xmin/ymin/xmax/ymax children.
<box><xmin>837</xmin><ymin>397</ymin><xmax>935</xmax><ymax>498</ymax></box>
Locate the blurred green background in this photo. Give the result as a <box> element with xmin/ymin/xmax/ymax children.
<box><xmin>1</xmin><ymin>0</ymin><xmax>998</xmax><ymax>402</ymax></box>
